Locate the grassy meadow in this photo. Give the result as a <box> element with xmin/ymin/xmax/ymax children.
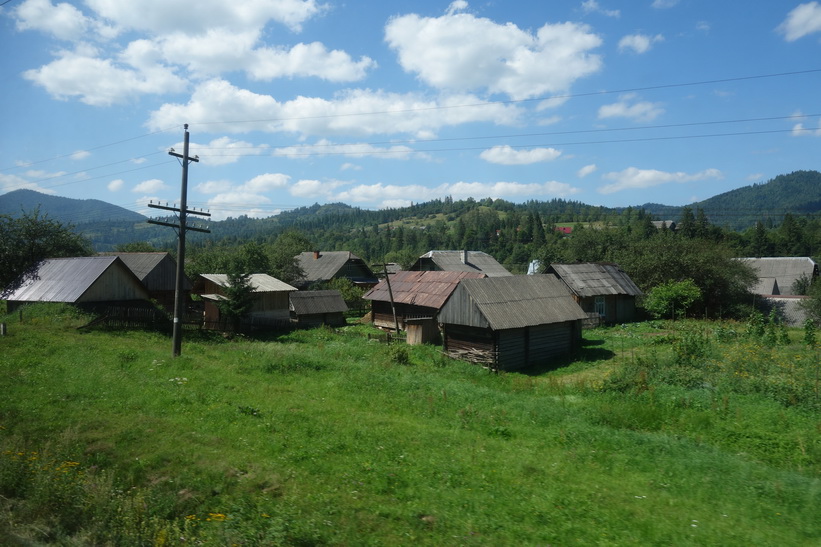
<box><xmin>1</xmin><ymin>303</ymin><xmax>820</xmax><ymax>545</ymax></box>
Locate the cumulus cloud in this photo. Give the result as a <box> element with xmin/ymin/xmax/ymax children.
<box><xmin>132</xmin><ymin>178</ymin><xmax>169</xmax><ymax>193</ymax></box>
<box><xmin>618</xmin><ymin>33</ymin><xmax>664</xmax><ymax>54</ymax></box>
<box><xmin>183</xmin><ymin>137</ymin><xmax>268</xmax><ymax>166</ymax></box>
<box><xmin>14</xmin><ymin>0</ymin><xmax>96</xmax><ymax>41</ymax></box>
<box><xmin>107</xmin><ymin>179</ymin><xmax>124</xmax><ymax>191</ymax></box>
<box><xmin>598</xmin><ymin>167</ymin><xmax>722</xmax><ymax>194</ymax></box>
<box><xmin>0</xmin><ymin>172</ymin><xmax>57</xmax><ymax>195</ymax></box>
<box><xmin>385</xmin><ymin>7</ymin><xmax>602</xmax><ymax>100</ymax></box>
<box><xmin>479</xmin><ymin>145</ymin><xmax>561</xmax><ymax>165</ymax></box>
<box><xmin>651</xmin><ymin>0</ymin><xmax>679</xmax><ymax>8</ymax></box>
<box><xmin>777</xmin><ymin>2</ymin><xmax>821</xmax><ymax>41</ymax></box>
<box><xmin>273</xmin><ymin>139</ymin><xmax>418</xmax><ymax>160</ymax></box>
<box><xmin>148</xmin><ymin>80</ymin><xmax>523</xmax><ymax>137</ymax></box>
<box><xmin>598</xmin><ymin>93</ymin><xmax>664</xmax><ymax>122</ymax></box>
<box><xmin>70</xmin><ymin>150</ymin><xmax>90</xmax><ymax>160</ymax></box>
<box><xmin>792</xmin><ymin>120</ymin><xmax>821</xmax><ymax>136</ymax></box>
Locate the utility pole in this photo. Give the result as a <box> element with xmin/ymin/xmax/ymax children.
<box><xmin>148</xmin><ymin>124</ymin><xmax>210</xmax><ymax>357</ymax></box>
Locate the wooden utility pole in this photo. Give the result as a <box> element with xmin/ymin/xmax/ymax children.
<box><xmin>148</xmin><ymin>124</ymin><xmax>210</xmax><ymax>357</ymax></box>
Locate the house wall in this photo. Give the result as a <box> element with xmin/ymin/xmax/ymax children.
<box><xmin>79</xmin><ymin>267</ymin><xmax>148</xmax><ymax>303</ymax></box>
<box><xmin>292</xmin><ymin>311</ymin><xmax>345</xmax><ymax>328</ymax></box>
<box><xmin>371</xmin><ymin>301</ymin><xmax>437</xmax><ymax>330</ymax></box>
<box><xmin>578</xmin><ymin>295</ymin><xmax>636</xmax><ymax>324</ymax></box>
<box><xmin>250</xmin><ymin>292</ymin><xmax>291</xmax><ymax>321</ymax></box>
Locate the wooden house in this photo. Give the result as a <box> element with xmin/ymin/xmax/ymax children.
<box><xmin>739</xmin><ymin>257</ymin><xmax>818</xmax><ymax>296</ymax></box>
<box><xmin>4</xmin><ymin>256</ymin><xmax>149</xmax><ymax>311</ymax></box>
<box><xmin>438</xmin><ymin>275</ymin><xmax>587</xmax><ymax>371</ymax></box>
<box><xmin>193</xmin><ymin>274</ymin><xmax>297</xmax><ymax>329</ymax></box>
<box><xmin>409</xmin><ymin>250</ymin><xmax>512</xmax><ymax>277</ymax></box>
<box><xmin>109</xmin><ymin>252</ymin><xmax>190</xmax><ymax>312</ymax></box>
<box><xmin>295</xmin><ymin>251</ymin><xmax>378</xmax><ymax>289</ymax></box>
<box><xmin>546</xmin><ymin>262</ymin><xmax>642</xmax><ymax>325</ymax></box>
<box><xmin>363</xmin><ymin>270</ymin><xmax>485</xmax><ymax>332</ymax></box>
<box><xmin>289</xmin><ymin>290</ymin><xmax>348</xmax><ymax>327</ymax></box>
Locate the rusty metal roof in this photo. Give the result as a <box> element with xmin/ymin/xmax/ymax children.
<box><xmin>439</xmin><ymin>275</ymin><xmax>587</xmax><ymax>330</ymax></box>
<box><xmin>4</xmin><ymin>256</ymin><xmax>148</xmax><ymax>303</ymax></box>
<box><xmin>363</xmin><ymin>270</ymin><xmax>485</xmax><ymax>309</ymax></box>
<box><xmin>289</xmin><ymin>290</ymin><xmax>348</xmax><ymax>315</ymax></box>
<box><xmin>548</xmin><ymin>263</ymin><xmax>642</xmax><ymax>298</ymax></box>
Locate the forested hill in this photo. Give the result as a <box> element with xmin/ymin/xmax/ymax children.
<box><xmin>0</xmin><ymin>189</ymin><xmax>146</xmax><ymax>224</ymax></box>
<box><xmin>642</xmin><ymin>170</ymin><xmax>821</xmax><ymax>230</ymax></box>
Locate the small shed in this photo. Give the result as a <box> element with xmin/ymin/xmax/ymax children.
<box><xmin>410</xmin><ymin>250</ymin><xmax>512</xmax><ymax>277</ymax></box>
<box><xmin>193</xmin><ymin>274</ymin><xmax>297</xmax><ymax>329</ymax></box>
<box><xmin>546</xmin><ymin>262</ymin><xmax>642</xmax><ymax>325</ymax></box>
<box><xmin>295</xmin><ymin>251</ymin><xmax>378</xmax><ymax>289</ymax></box>
<box><xmin>289</xmin><ymin>290</ymin><xmax>348</xmax><ymax>327</ymax></box>
<box><xmin>363</xmin><ymin>270</ymin><xmax>486</xmax><ymax>332</ymax></box>
<box><xmin>4</xmin><ymin>256</ymin><xmax>149</xmax><ymax>311</ymax></box>
<box><xmin>739</xmin><ymin>257</ymin><xmax>818</xmax><ymax>296</ymax></box>
<box><xmin>438</xmin><ymin>275</ymin><xmax>587</xmax><ymax>371</ymax></box>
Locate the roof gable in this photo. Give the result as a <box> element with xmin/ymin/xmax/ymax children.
<box><xmin>112</xmin><ymin>252</ymin><xmax>192</xmax><ymax>291</ymax></box>
<box><xmin>295</xmin><ymin>251</ymin><xmax>377</xmax><ymax>284</ymax></box>
<box><xmin>739</xmin><ymin>257</ymin><xmax>818</xmax><ymax>296</ymax></box>
<box><xmin>196</xmin><ymin>274</ymin><xmax>297</xmax><ymax>293</ymax></box>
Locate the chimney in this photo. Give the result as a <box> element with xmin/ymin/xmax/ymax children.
<box><xmin>313</xmin><ymin>250</ymin><xmax>320</xmax><ymax>259</ymax></box>
<box><xmin>461</xmin><ymin>250</ymin><xmax>468</xmax><ymax>264</ymax></box>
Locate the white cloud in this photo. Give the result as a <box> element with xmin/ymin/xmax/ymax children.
<box><xmin>183</xmin><ymin>137</ymin><xmax>268</xmax><ymax>166</ymax></box>
<box><xmin>651</xmin><ymin>0</ymin><xmax>679</xmax><ymax>8</ymax></box>
<box><xmin>340</xmin><ymin>163</ymin><xmax>362</xmax><ymax>171</ymax></box>
<box><xmin>70</xmin><ymin>150</ymin><xmax>90</xmax><ymax>160</ymax></box>
<box><xmin>777</xmin><ymin>2</ymin><xmax>821</xmax><ymax>41</ymax></box>
<box><xmin>0</xmin><ymin>172</ymin><xmax>57</xmax><ymax>195</ymax></box>
<box><xmin>598</xmin><ymin>93</ymin><xmax>664</xmax><ymax>122</ymax></box>
<box><xmin>148</xmin><ymin>79</ymin><xmax>523</xmax><ymax>137</ymax></box>
<box><xmin>290</xmin><ymin>178</ymin><xmax>347</xmax><ymax>199</ymax></box>
<box><xmin>581</xmin><ymin>1</ymin><xmax>620</xmax><ymax>18</ymax></box>
<box><xmin>193</xmin><ymin>173</ymin><xmax>295</xmax><ymax>219</ymax></box>
<box><xmin>618</xmin><ymin>33</ymin><xmax>664</xmax><ymax>54</ymax></box>
<box><xmin>598</xmin><ymin>167</ymin><xmax>722</xmax><ymax>194</ymax></box>
<box><xmin>385</xmin><ymin>10</ymin><xmax>602</xmax><ymax>100</ymax></box>
<box><xmin>578</xmin><ymin>164</ymin><xmax>597</xmax><ymax>177</ymax></box>
<box><xmin>250</xmin><ymin>42</ymin><xmax>376</xmax><ymax>82</ymax></box>
<box><xmin>23</xmin><ymin>45</ymin><xmax>186</xmax><ymax>106</ymax></box>
<box><xmin>792</xmin><ymin>120</ymin><xmax>821</xmax><ymax>136</ymax></box>
<box><xmin>14</xmin><ymin>0</ymin><xmax>91</xmax><ymax>40</ymax></box>
<box><xmin>132</xmin><ymin>178</ymin><xmax>169</xmax><ymax>193</ymax></box>
<box><xmin>479</xmin><ymin>145</ymin><xmax>561</xmax><ymax>165</ymax></box>
<box><xmin>107</xmin><ymin>179</ymin><xmax>124</xmax><ymax>191</ymax></box>
<box><xmin>273</xmin><ymin>139</ymin><xmax>418</xmax><ymax>160</ymax></box>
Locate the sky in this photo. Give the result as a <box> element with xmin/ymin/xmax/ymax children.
<box><xmin>1</xmin><ymin>0</ymin><xmax>820</xmax><ymax>222</ymax></box>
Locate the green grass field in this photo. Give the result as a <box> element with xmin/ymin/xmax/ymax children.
<box><xmin>1</xmin><ymin>304</ymin><xmax>819</xmax><ymax>545</ymax></box>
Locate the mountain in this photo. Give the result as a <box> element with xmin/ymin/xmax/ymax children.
<box><xmin>642</xmin><ymin>170</ymin><xmax>821</xmax><ymax>230</ymax></box>
<box><xmin>0</xmin><ymin>189</ymin><xmax>146</xmax><ymax>224</ymax></box>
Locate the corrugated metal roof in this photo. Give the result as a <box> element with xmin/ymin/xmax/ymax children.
<box><xmin>363</xmin><ymin>270</ymin><xmax>485</xmax><ymax>309</ymax></box>
<box><xmin>739</xmin><ymin>257</ymin><xmax>818</xmax><ymax>296</ymax></box>
<box><xmin>549</xmin><ymin>263</ymin><xmax>642</xmax><ymax>297</ymax></box>
<box><xmin>198</xmin><ymin>274</ymin><xmax>297</xmax><ymax>293</ymax></box>
<box><xmin>289</xmin><ymin>290</ymin><xmax>348</xmax><ymax>314</ymax></box>
<box><xmin>442</xmin><ymin>275</ymin><xmax>587</xmax><ymax>330</ymax></box>
<box><xmin>5</xmin><ymin>256</ymin><xmax>143</xmax><ymax>302</ymax></box>
<box><xmin>415</xmin><ymin>250</ymin><xmax>512</xmax><ymax>277</ymax></box>
<box><xmin>295</xmin><ymin>251</ymin><xmax>376</xmax><ymax>284</ymax></box>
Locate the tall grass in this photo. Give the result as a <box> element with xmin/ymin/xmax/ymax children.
<box><xmin>1</xmin><ymin>305</ymin><xmax>819</xmax><ymax>545</ymax></box>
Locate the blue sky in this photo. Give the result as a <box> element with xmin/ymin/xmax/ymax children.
<box><xmin>1</xmin><ymin>0</ymin><xmax>820</xmax><ymax>221</ymax></box>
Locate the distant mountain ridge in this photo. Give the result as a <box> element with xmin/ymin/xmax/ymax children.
<box><xmin>0</xmin><ymin>189</ymin><xmax>146</xmax><ymax>224</ymax></box>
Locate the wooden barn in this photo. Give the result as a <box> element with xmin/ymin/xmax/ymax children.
<box><xmin>438</xmin><ymin>275</ymin><xmax>587</xmax><ymax>371</ymax></box>
<box><xmin>4</xmin><ymin>256</ymin><xmax>149</xmax><ymax>311</ymax></box>
<box><xmin>295</xmin><ymin>251</ymin><xmax>379</xmax><ymax>289</ymax></box>
<box><xmin>409</xmin><ymin>250</ymin><xmax>512</xmax><ymax>277</ymax></box>
<box><xmin>193</xmin><ymin>274</ymin><xmax>297</xmax><ymax>329</ymax></box>
<box><xmin>546</xmin><ymin>262</ymin><xmax>642</xmax><ymax>325</ymax></box>
<box><xmin>363</xmin><ymin>270</ymin><xmax>485</xmax><ymax>332</ymax></box>
<box><xmin>110</xmin><ymin>252</ymin><xmax>190</xmax><ymax>312</ymax></box>
<box><xmin>289</xmin><ymin>290</ymin><xmax>348</xmax><ymax>327</ymax></box>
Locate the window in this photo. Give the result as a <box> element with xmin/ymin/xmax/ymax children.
<box><xmin>595</xmin><ymin>296</ymin><xmax>605</xmax><ymax>317</ymax></box>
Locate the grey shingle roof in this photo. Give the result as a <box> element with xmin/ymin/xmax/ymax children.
<box><xmin>440</xmin><ymin>275</ymin><xmax>586</xmax><ymax>330</ymax></box>
<box><xmin>739</xmin><ymin>257</ymin><xmax>818</xmax><ymax>296</ymax></box>
<box><xmin>295</xmin><ymin>251</ymin><xmax>377</xmax><ymax>285</ymax></box>
<box><xmin>198</xmin><ymin>274</ymin><xmax>297</xmax><ymax>293</ymax></box>
<box><xmin>413</xmin><ymin>250</ymin><xmax>512</xmax><ymax>277</ymax></box>
<box><xmin>363</xmin><ymin>270</ymin><xmax>485</xmax><ymax>309</ymax></box>
<box><xmin>289</xmin><ymin>290</ymin><xmax>348</xmax><ymax>315</ymax></box>
<box><xmin>548</xmin><ymin>262</ymin><xmax>642</xmax><ymax>298</ymax></box>
<box><xmin>110</xmin><ymin>252</ymin><xmax>192</xmax><ymax>291</ymax></box>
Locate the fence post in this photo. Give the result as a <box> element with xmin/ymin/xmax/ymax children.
<box><xmin>0</xmin><ymin>323</ymin><xmax>6</xmax><ymax>336</ymax></box>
